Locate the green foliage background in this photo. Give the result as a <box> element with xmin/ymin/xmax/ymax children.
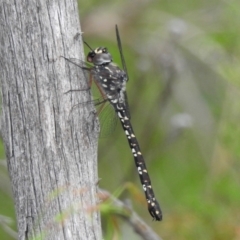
<box><xmin>1</xmin><ymin>0</ymin><xmax>240</xmax><ymax>239</ymax></box>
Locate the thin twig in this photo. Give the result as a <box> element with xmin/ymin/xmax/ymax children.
<box><xmin>98</xmin><ymin>189</ymin><xmax>163</xmax><ymax>240</ymax></box>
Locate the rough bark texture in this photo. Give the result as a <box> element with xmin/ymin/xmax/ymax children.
<box><xmin>0</xmin><ymin>1</ymin><xmax>102</xmax><ymax>239</ymax></box>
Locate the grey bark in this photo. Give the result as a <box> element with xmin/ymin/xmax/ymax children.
<box><xmin>0</xmin><ymin>1</ymin><xmax>102</xmax><ymax>239</ymax></box>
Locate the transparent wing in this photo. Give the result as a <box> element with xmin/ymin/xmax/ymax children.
<box><xmin>115</xmin><ymin>25</ymin><xmax>131</xmax><ymax>119</ymax></box>
<box><xmin>115</xmin><ymin>25</ymin><xmax>129</xmax><ymax>82</ymax></box>
<box><xmin>97</xmin><ymin>101</ymin><xmax>118</xmax><ymax>138</ymax></box>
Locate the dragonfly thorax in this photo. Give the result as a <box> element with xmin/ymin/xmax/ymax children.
<box><xmin>87</xmin><ymin>47</ymin><xmax>112</xmax><ymax>66</ymax></box>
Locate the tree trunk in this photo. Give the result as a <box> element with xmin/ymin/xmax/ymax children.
<box><xmin>0</xmin><ymin>1</ymin><xmax>102</xmax><ymax>239</ymax></box>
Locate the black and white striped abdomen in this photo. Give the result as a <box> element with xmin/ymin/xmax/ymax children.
<box><xmin>113</xmin><ymin>102</ymin><xmax>162</xmax><ymax>221</ymax></box>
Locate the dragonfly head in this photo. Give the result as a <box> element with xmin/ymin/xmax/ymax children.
<box><xmin>87</xmin><ymin>47</ymin><xmax>112</xmax><ymax>65</ymax></box>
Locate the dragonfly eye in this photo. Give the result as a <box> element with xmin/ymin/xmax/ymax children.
<box><xmin>87</xmin><ymin>51</ymin><xmax>96</xmax><ymax>63</ymax></box>
<box><xmin>89</xmin><ymin>51</ymin><xmax>95</xmax><ymax>58</ymax></box>
<box><xmin>87</xmin><ymin>47</ymin><xmax>112</xmax><ymax>65</ymax></box>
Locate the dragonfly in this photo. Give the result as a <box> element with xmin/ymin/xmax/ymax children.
<box><xmin>65</xmin><ymin>25</ymin><xmax>162</xmax><ymax>221</ymax></box>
